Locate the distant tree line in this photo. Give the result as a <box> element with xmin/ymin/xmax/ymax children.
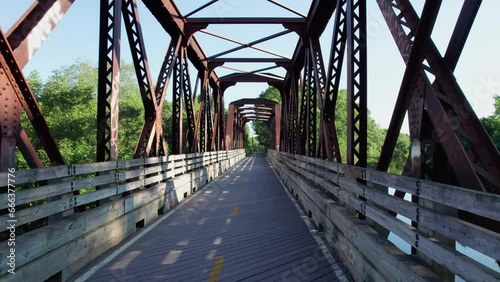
<box><xmin>251</xmin><ymin>87</ymin><xmax>411</xmax><ymax>174</ymax></box>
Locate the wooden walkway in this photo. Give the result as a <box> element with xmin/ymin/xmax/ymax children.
<box><xmin>73</xmin><ymin>153</ymin><xmax>350</xmax><ymax>281</ymax></box>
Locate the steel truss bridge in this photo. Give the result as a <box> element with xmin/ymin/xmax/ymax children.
<box><xmin>0</xmin><ymin>0</ymin><xmax>499</xmax><ymax>281</ymax></box>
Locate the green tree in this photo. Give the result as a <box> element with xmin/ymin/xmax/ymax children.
<box><xmin>251</xmin><ymin>86</ymin><xmax>410</xmax><ymax>173</ymax></box>
<box><xmin>251</xmin><ymin>87</ymin><xmax>281</xmax><ymax>147</ymax></box>
<box><xmin>19</xmin><ymin>60</ymin><xmax>172</xmax><ymax>167</ymax></box>
<box><xmin>481</xmin><ymin>95</ymin><xmax>500</xmax><ymax>150</ymax></box>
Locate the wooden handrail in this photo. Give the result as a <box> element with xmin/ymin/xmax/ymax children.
<box><xmin>268</xmin><ymin>150</ymin><xmax>500</xmax><ymax>281</ymax></box>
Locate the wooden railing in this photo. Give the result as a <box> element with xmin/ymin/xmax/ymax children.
<box><xmin>0</xmin><ymin>149</ymin><xmax>245</xmax><ymax>281</ymax></box>
<box><xmin>268</xmin><ymin>150</ymin><xmax>499</xmax><ymax>282</ymax></box>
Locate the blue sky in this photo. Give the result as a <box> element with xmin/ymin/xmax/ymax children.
<box><xmin>1</xmin><ymin>0</ymin><xmax>499</xmax><ymax>134</ymax></box>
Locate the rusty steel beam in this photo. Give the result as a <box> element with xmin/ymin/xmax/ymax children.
<box><xmin>322</xmin><ymin>0</ymin><xmax>346</xmax><ymax>162</ymax></box>
<box><xmin>240</xmin><ymin>111</ymin><xmax>273</xmax><ymax>116</ymax></box>
<box><xmin>274</xmin><ymin>103</ymin><xmax>281</xmax><ymax>151</ymax></box>
<box><xmin>186</xmin><ymin>18</ymin><xmax>305</xmax><ymax>24</ymax></box>
<box><xmin>306</xmin><ymin>37</ymin><xmax>327</xmax><ymax>158</ymax></box>
<box><xmin>346</xmin><ymin>0</ymin><xmax>367</xmax><ymax>167</ymax></box>
<box><xmin>0</xmin><ymin>66</ymin><xmax>21</xmax><ymax>171</ymax></box>
<box><xmin>194</xmin><ymin>98</ymin><xmax>205</xmax><ymax>153</ymax></box>
<box><xmin>444</xmin><ymin>0</ymin><xmax>482</xmax><ymax>71</ymax></box>
<box><xmin>289</xmin><ymin>70</ymin><xmax>299</xmax><ymax>154</ymax></box>
<box><xmin>208</xmin><ymin>58</ymin><xmax>290</xmax><ymax>64</ymax></box>
<box><xmin>180</xmin><ymin>47</ymin><xmax>197</xmax><ymax>153</ymax></box>
<box><xmin>0</xmin><ymin>28</ymin><xmax>65</xmax><ymax>166</ymax></box>
<box><xmin>172</xmin><ymin>46</ymin><xmax>197</xmax><ymax>154</ymax></box>
<box><xmin>122</xmin><ymin>0</ymin><xmax>160</xmax><ymax>158</ymax></box>
<box><xmin>149</xmin><ymin>36</ymin><xmax>182</xmax><ymax>156</ymax></box>
<box><xmin>220</xmin><ymin>73</ymin><xmax>283</xmax><ymax>85</ymax></box>
<box><xmin>6</xmin><ymin>0</ymin><xmax>75</xmax><ymax>69</ymax></box>
<box><xmin>184</xmin><ymin>0</ymin><xmax>219</xmax><ymax>18</ymax></box>
<box><xmin>172</xmin><ymin>51</ymin><xmax>184</xmax><ymax>154</ymax></box>
<box><xmin>16</xmin><ymin>129</ymin><xmax>44</xmax><ymax>169</ymax></box>
<box><xmin>298</xmin><ymin>52</ymin><xmax>309</xmax><ymax>155</ymax></box>
<box><xmin>282</xmin><ymin>0</ymin><xmax>336</xmax><ymax>110</ymax></box>
<box><xmin>219</xmin><ymin>92</ymin><xmax>225</xmax><ymax>150</ymax></box>
<box><xmin>307</xmin><ymin>49</ymin><xmax>317</xmax><ymax>158</ymax></box>
<box><xmin>141</xmin><ymin>0</ymin><xmax>219</xmax><ymax>87</ymax></box>
<box><xmin>219</xmin><ymin>65</ymin><xmax>282</xmax><ymax>78</ymax></box>
<box><xmin>206</xmin><ymin>88</ymin><xmax>213</xmax><ymax>151</ymax></box>
<box><xmin>280</xmin><ymin>85</ymin><xmax>288</xmax><ymax>152</ymax></box>
<box><xmin>208</xmin><ymin>30</ymin><xmax>293</xmax><ymax>59</ymax></box>
<box><xmin>196</xmin><ymin>70</ymin><xmax>209</xmax><ymax>152</ymax></box>
<box><xmin>238</xmin><ymin>107</ymin><xmax>273</xmax><ymax>113</ymax></box>
<box><xmin>225</xmin><ymin>104</ymin><xmax>235</xmax><ymax>150</ymax></box>
<box><xmin>267</xmin><ymin>0</ymin><xmax>306</xmax><ymax>18</ymax></box>
<box><xmin>211</xmin><ymin>87</ymin><xmax>220</xmax><ymax>151</ymax></box>
<box><xmin>231</xmin><ymin>98</ymin><xmax>279</xmax><ymax>106</ymax></box>
<box><xmin>201</xmin><ymin>29</ymin><xmax>290</xmax><ymax>59</ymax></box>
<box><xmin>298</xmin><ymin>46</ymin><xmax>316</xmax><ymax>157</ymax></box>
<box><xmin>97</xmin><ymin>0</ymin><xmax>121</xmax><ymax>162</ymax></box>
<box><xmin>379</xmin><ymin>0</ymin><xmax>499</xmax><ymax>193</ymax></box>
<box><xmin>377</xmin><ymin>0</ymin><xmax>442</xmax><ymax>172</ymax></box>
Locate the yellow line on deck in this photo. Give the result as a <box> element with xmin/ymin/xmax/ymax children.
<box><xmin>208</xmin><ymin>256</ymin><xmax>224</xmax><ymax>282</ymax></box>
<box><xmin>233</xmin><ymin>206</ymin><xmax>240</xmax><ymax>216</ymax></box>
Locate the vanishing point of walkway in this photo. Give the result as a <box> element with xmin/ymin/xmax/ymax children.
<box><xmin>73</xmin><ymin>153</ymin><xmax>349</xmax><ymax>281</ymax></box>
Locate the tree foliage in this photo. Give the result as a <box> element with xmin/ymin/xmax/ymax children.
<box><xmin>251</xmin><ymin>87</ymin><xmax>410</xmax><ymax>173</ymax></box>
<box><xmin>19</xmin><ymin>61</ymin><xmax>173</xmax><ymax>168</ymax></box>
<box><xmin>481</xmin><ymin>95</ymin><xmax>500</xmax><ymax>150</ymax></box>
<box><xmin>251</xmin><ymin>87</ymin><xmax>281</xmax><ymax>147</ymax></box>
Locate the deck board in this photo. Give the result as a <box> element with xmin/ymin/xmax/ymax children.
<box><xmin>76</xmin><ymin>154</ymin><xmax>350</xmax><ymax>281</ymax></box>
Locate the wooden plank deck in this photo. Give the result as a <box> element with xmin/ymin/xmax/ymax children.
<box><xmin>72</xmin><ymin>153</ymin><xmax>350</xmax><ymax>281</ymax></box>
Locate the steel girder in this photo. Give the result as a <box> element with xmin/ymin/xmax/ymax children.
<box><xmin>171</xmin><ymin>47</ymin><xmax>184</xmax><ymax>154</ymax></box>
<box><xmin>225</xmin><ymin>104</ymin><xmax>236</xmax><ymax>151</ymax></box>
<box><xmin>197</xmin><ymin>70</ymin><xmax>210</xmax><ymax>152</ymax></box>
<box><xmin>141</xmin><ymin>0</ymin><xmax>220</xmax><ymax>86</ymax></box>
<box><xmin>321</xmin><ymin>0</ymin><xmax>346</xmax><ymax>163</ymax></box>
<box><xmin>0</xmin><ymin>0</ymin><xmax>74</xmax><ymax>168</ymax></box>
<box><xmin>346</xmin><ymin>0</ymin><xmax>367</xmax><ymax>168</ymax></box>
<box><xmin>0</xmin><ymin>59</ymin><xmax>21</xmax><ymax>171</ymax></box>
<box><xmin>206</xmin><ymin>87</ymin><xmax>214</xmax><ymax>151</ymax></box>
<box><xmin>211</xmin><ymin>85</ymin><xmax>221</xmax><ymax>151</ymax></box>
<box><xmin>170</xmin><ymin>45</ymin><xmax>198</xmax><ymax>154</ymax></box>
<box><xmin>298</xmin><ymin>44</ymin><xmax>317</xmax><ymax>157</ymax></box>
<box><xmin>97</xmin><ymin>0</ymin><xmax>122</xmax><ymax>162</ymax></box>
<box><xmin>7</xmin><ymin>0</ymin><xmax>75</xmax><ymax>69</ymax></box>
<box><xmin>0</xmin><ymin>29</ymin><xmax>64</xmax><ymax>168</ymax></box>
<box><xmin>226</xmin><ymin>99</ymin><xmax>281</xmax><ymax>151</ymax></box>
<box><xmin>288</xmin><ymin>70</ymin><xmax>300</xmax><ymax>154</ymax></box>
<box><xmin>123</xmin><ymin>0</ymin><xmax>164</xmax><ymax>158</ymax></box>
<box><xmin>376</xmin><ymin>0</ymin><xmax>499</xmax><ymax>194</ymax></box>
<box><xmin>150</xmin><ymin>36</ymin><xmax>182</xmax><ymax>156</ymax></box>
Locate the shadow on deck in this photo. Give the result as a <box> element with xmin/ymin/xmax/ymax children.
<box><xmin>71</xmin><ymin>154</ymin><xmax>350</xmax><ymax>281</ymax></box>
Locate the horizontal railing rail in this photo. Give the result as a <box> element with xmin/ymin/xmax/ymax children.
<box><xmin>268</xmin><ymin>150</ymin><xmax>499</xmax><ymax>282</ymax></box>
<box><xmin>0</xmin><ymin>149</ymin><xmax>245</xmax><ymax>281</ymax></box>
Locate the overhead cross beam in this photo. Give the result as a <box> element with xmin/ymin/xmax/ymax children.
<box><xmin>201</xmin><ymin>29</ymin><xmax>291</xmax><ymax>59</ymax></box>
<box><xmin>7</xmin><ymin>0</ymin><xmax>75</xmax><ymax>69</ymax></box>
<box><xmin>267</xmin><ymin>0</ymin><xmax>306</xmax><ymax>18</ymax></box>
<box><xmin>220</xmin><ymin>72</ymin><xmax>284</xmax><ymax>85</ymax></box>
<box><xmin>207</xmin><ymin>30</ymin><xmax>293</xmax><ymax>59</ymax></box>
<box><xmin>141</xmin><ymin>0</ymin><xmax>220</xmax><ymax>87</ymax></box>
<box><xmin>186</xmin><ymin>18</ymin><xmax>305</xmax><ymax>25</ymax></box>
<box><xmin>208</xmin><ymin>58</ymin><xmax>291</xmax><ymax>64</ymax></box>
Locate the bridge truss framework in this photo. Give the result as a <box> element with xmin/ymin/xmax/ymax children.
<box><xmin>0</xmin><ymin>0</ymin><xmax>499</xmax><ymax>278</ymax></box>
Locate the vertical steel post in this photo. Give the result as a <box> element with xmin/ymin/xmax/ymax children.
<box><xmin>97</xmin><ymin>0</ymin><xmax>121</xmax><ymax>161</ymax></box>
<box><xmin>346</xmin><ymin>0</ymin><xmax>367</xmax><ymax>167</ymax></box>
